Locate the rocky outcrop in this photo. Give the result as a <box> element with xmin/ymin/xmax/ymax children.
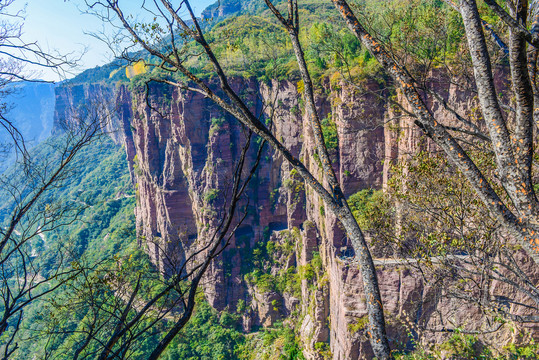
<box><xmin>54</xmin><ymin>73</ymin><xmax>539</xmax><ymax>359</ymax></box>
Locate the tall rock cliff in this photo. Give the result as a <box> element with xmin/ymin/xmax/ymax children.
<box><xmin>55</xmin><ymin>74</ymin><xmax>539</xmax><ymax>359</ymax></box>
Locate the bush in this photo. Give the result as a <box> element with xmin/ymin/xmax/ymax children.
<box><xmin>347</xmin><ymin>189</ymin><xmax>391</xmax><ymax>231</ymax></box>
<box><xmin>321</xmin><ymin>114</ymin><xmax>338</xmax><ymax>151</ymax></box>
<box><xmin>204</xmin><ymin>189</ymin><xmax>220</xmax><ymax>203</ymax></box>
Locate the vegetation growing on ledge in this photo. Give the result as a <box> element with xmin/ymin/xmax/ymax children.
<box><xmin>243</xmin><ymin>228</ymin><xmax>302</xmax><ymax>297</ymax></box>
<box><xmin>320</xmin><ymin>114</ymin><xmax>338</xmax><ymax>152</ymax></box>
<box><xmin>238</xmin><ymin>323</ymin><xmax>306</xmax><ymax>360</ymax></box>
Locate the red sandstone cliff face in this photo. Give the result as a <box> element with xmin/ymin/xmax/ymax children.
<box><xmin>55</xmin><ymin>76</ymin><xmax>538</xmax><ymax>359</ymax></box>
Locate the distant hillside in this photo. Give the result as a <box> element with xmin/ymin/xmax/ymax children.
<box><xmin>62</xmin><ymin>0</ymin><xmax>344</xmax><ymax>88</ymax></box>
<box><xmin>201</xmin><ymin>0</ymin><xmax>270</xmax><ymax>21</ymax></box>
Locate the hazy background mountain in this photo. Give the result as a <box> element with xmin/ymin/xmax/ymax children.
<box><xmin>0</xmin><ymin>82</ymin><xmax>56</xmax><ymax>170</ymax></box>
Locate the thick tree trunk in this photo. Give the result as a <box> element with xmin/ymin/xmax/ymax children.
<box><xmin>331</xmin><ymin>0</ymin><xmax>539</xmax><ymax>265</ymax></box>
<box><xmin>508</xmin><ymin>1</ymin><xmax>534</xmax><ymax>183</ymax></box>
<box><xmin>459</xmin><ymin>0</ymin><xmax>537</xmax><ymax>217</ymax></box>
<box><xmin>527</xmin><ymin>5</ymin><xmax>539</xmax><ymax>126</ymax></box>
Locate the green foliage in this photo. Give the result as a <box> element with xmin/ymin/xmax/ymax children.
<box><xmin>311</xmin><ymin>251</ymin><xmax>322</xmax><ymax>274</ymax></box>
<box><xmin>266</xmin><ymin>239</ymin><xmax>276</xmax><ymax>255</ymax></box>
<box><xmin>298</xmin><ymin>251</ymin><xmax>323</xmax><ymax>290</ymax></box>
<box><xmin>347</xmin><ymin>315</ymin><xmax>369</xmax><ymax>333</ymax></box>
<box><xmin>320</xmin><ymin>114</ymin><xmax>338</xmax><ymax>151</ymax></box>
<box><xmin>314</xmin><ymin>341</ymin><xmax>332</xmax><ymax>359</ymax></box>
<box><xmin>503</xmin><ymin>341</ymin><xmax>539</xmax><ymax>359</ymax></box>
<box><xmin>204</xmin><ymin>188</ymin><xmax>220</xmax><ymax>204</ymax></box>
<box><xmin>66</xmin><ymin>61</ymin><xmax>128</xmax><ymax>85</ymax></box>
<box><xmin>283</xmin><ymin>170</ymin><xmax>305</xmax><ymax>206</ymax></box>
<box><xmin>0</xmin><ymin>135</ymin><xmax>136</xmax><ymax>266</ymax></box>
<box><xmin>237</xmin><ymin>324</ymin><xmax>305</xmax><ymax>360</ymax></box>
<box><xmin>1</xmin><ymin>135</ymin><xmax>139</xmax><ymax>359</ymax></box>
<box><xmin>396</xmin><ymin>333</ymin><xmax>539</xmax><ymax>360</ymax></box>
<box><xmin>209</xmin><ymin>117</ymin><xmax>226</xmax><ymax>137</ymax></box>
<box><xmin>357</xmin><ymin>0</ymin><xmax>465</xmax><ymax>76</ymax></box>
<box><xmin>164</xmin><ymin>301</ymin><xmax>246</xmax><ymax>360</ymax></box>
<box><xmin>347</xmin><ymin>188</ymin><xmax>391</xmax><ymax>232</ymax></box>
<box><xmin>237</xmin><ymin>299</ymin><xmax>247</xmax><ymax>313</ymax></box>
<box><xmin>64</xmin><ymin>0</ymin><xmax>470</xmax><ymax>96</ymax></box>
<box><xmin>387</xmin><ymin>151</ymin><xmax>499</xmax><ymax>258</ymax></box>
<box><xmin>394</xmin><ymin>350</ymin><xmax>437</xmax><ymax>360</ymax></box>
<box><xmin>206</xmin><ymin>15</ymin><xmax>294</xmax><ymax>80</ymax></box>
<box><xmin>48</xmin><ymin>139</ymin><xmax>135</xmax><ymax>263</ymax></box>
<box><xmin>439</xmin><ymin>333</ymin><xmax>493</xmax><ymax>359</ymax></box>
<box><xmin>211</xmin><ymin>116</ymin><xmax>225</xmax><ymax>127</ymax></box>
<box><xmin>250</xmin><ymin>272</ymin><xmax>276</xmax><ymax>293</ymax></box>
<box><xmin>271</xmin><ymin>299</ymin><xmax>279</xmax><ymax>311</ymax></box>
<box><xmin>299</xmin><ymin>263</ymin><xmax>315</xmax><ymax>282</ymax></box>
<box><xmin>306</xmin><ymin>22</ymin><xmax>365</xmax><ymax>75</ymax></box>
<box><xmin>243</xmin><ymin>230</ymin><xmax>301</xmax><ymax>297</ymax></box>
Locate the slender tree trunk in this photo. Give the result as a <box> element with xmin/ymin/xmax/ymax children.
<box><xmin>258</xmin><ymin>1</ymin><xmax>392</xmax><ymax>356</ymax></box>
<box><xmin>284</xmin><ymin>13</ymin><xmax>392</xmax><ymax>359</ymax></box>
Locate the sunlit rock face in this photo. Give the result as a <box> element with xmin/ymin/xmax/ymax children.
<box><xmin>54</xmin><ymin>73</ymin><xmax>539</xmax><ymax>359</ymax></box>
